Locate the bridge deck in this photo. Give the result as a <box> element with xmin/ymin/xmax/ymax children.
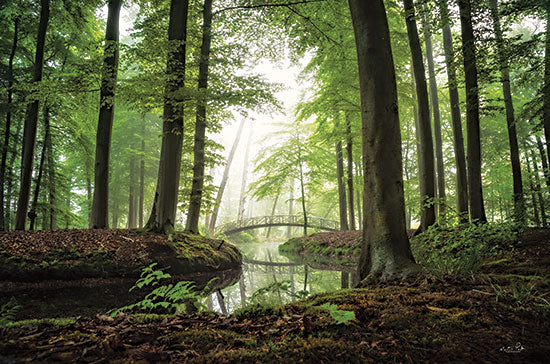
<box><xmin>216</xmin><ymin>215</ymin><xmax>339</xmax><ymax>235</ymax></box>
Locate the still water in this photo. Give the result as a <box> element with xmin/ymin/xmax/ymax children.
<box><xmin>206</xmin><ymin>241</ymin><xmax>358</xmax><ymax>314</ymax></box>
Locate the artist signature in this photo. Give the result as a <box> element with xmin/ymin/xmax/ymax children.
<box><xmin>500</xmin><ymin>342</ymin><xmax>525</xmax><ymax>353</ymax></box>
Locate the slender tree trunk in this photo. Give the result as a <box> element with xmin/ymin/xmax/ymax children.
<box><xmin>238</xmin><ymin>276</ymin><xmax>246</xmax><ymax>308</ymax></box>
<box><xmin>266</xmin><ymin>193</ymin><xmax>279</xmax><ymax>238</ymax></box>
<box><xmin>216</xmin><ymin>290</ymin><xmax>227</xmax><ymax>315</ymax></box>
<box><xmin>525</xmin><ymin>153</ymin><xmax>540</xmax><ymax>226</ymax></box>
<box><xmin>341</xmin><ymin>272</ymin><xmax>349</xmax><ymax>289</ymax></box>
<box><xmin>15</xmin><ymin>0</ymin><xmax>49</xmax><ymax>230</ymax></box>
<box><xmin>489</xmin><ymin>0</ymin><xmax>525</xmax><ymax>224</ymax></box>
<box><xmin>422</xmin><ymin>9</ymin><xmax>446</xmax><ymax>218</ymax></box>
<box><xmin>530</xmin><ymin>150</ymin><xmax>547</xmax><ymax>227</ymax></box>
<box><xmin>90</xmin><ymin>0</ymin><xmax>122</xmax><ymax>228</ymax></box>
<box><xmin>345</xmin><ymin>113</ymin><xmax>356</xmax><ymax>229</ymax></box>
<box><xmin>237</xmin><ymin>128</ymin><xmax>253</xmax><ymax>222</ymax></box>
<box><xmin>208</xmin><ymin>118</ymin><xmax>245</xmax><ymax>233</ymax></box>
<box><xmin>536</xmin><ymin>135</ymin><xmax>550</xmax><ymax>186</ymax></box>
<box><xmin>457</xmin><ymin>0</ymin><xmax>486</xmax><ymax>222</ymax></box>
<box><xmin>46</xmin><ymin>114</ymin><xmax>56</xmax><ymax>230</ymax></box>
<box><xmin>148</xmin><ymin>0</ymin><xmax>190</xmax><ymax>233</ymax></box>
<box><xmin>29</xmin><ymin>107</ymin><xmax>50</xmax><ymax>230</ymax></box>
<box><xmin>335</xmin><ymin>129</ymin><xmax>349</xmax><ymax>230</ymax></box>
<box><xmin>287</xmin><ymin>183</ymin><xmax>294</xmax><ymax>238</ymax></box>
<box><xmin>349</xmin><ymin>0</ymin><xmax>419</xmax><ymax>283</ymax></box>
<box><xmin>5</xmin><ymin>118</ymin><xmax>22</xmax><ymax>229</ymax></box>
<box><xmin>0</xmin><ymin>16</ymin><xmax>19</xmax><ymax>231</ymax></box>
<box><xmin>543</xmin><ymin>0</ymin><xmax>550</xmax><ymax>172</ymax></box>
<box><xmin>403</xmin><ymin>0</ymin><xmax>435</xmax><ymax>232</ymax></box>
<box><xmin>112</xmin><ymin>199</ymin><xmax>118</xmax><ymax>228</ymax></box>
<box><xmin>440</xmin><ymin>0</ymin><xmax>469</xmax><ymax>222</ymax></box>
<box><xmin>128</xmin><ymin>156</ymin><xmax>136</xmax><ymax>228</ymax></box>
<box><xmin>298</xmin><ymin>142</ymin><xmax>308</xmax><ymax>236</ymax></box>
<box><xmin>355</xmin><ymin>162</ymin><xmax>362</xmax><ymax>230</ymax></box>
<box><xmin>186</xmin><ymin>0</ymin><xmax>213</xmax><ymax>233</ymax></box>
<box><xmin>139</xmin><ymin>117</ymin><xmax>145</xmax><ymax>228</ymax></box>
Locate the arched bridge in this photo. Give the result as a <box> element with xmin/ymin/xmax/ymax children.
<box><xmin>216</xmin><ymin>215</ymin><xmax>339</xmax><ymax>236</ymax></box>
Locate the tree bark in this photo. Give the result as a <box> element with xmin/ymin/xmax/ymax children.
<box><xmin>15</xmin><ymin>0</ymin><xmax>49</xmax><ymax>230</ymax></box>
<box><xmin>297</xmin><ymin>139</ymin><xmax>308</xmax><ymax>236</ymax></box>
<box><xmin>29</xmin><ymin>107</ymin><xmax>50</xmax><ymax>230</ymax></box>
<box><xmin>440</xmin><ymin>0</ymin><xmax>469</xmax><ymax>222</ymax></box>
<box><xmin>355</xmin><ymin>162</ymin><xmax>362</xmax><ymax>230</ymax></box>
<box><xmin>208</xmin><ymin>118</ymin><xmax>245</xmax><ymax>233</ymax></box>
<box><xmin>90</xmin><ymin>0</ymin><xmax>122</xmax><ymax>229</ymax></box>
<box><xmin>5</xmin><ymin>118</ymin><xmax>23</xmax><ymax>229</ymax></box>
<box><xmin>139</xmin><ymin>117</ymin><xmax>145</xmax><ymax>228</ymax></box>
<box><xmin>186</xmin><ymin>0</ymin><xmax>213</xmax><ymax>233</ymax></box>
<box><xmin>457</xmin><ymin>0</ymin><xmax>486</xmax><ymax>222</ymax></box>
<box><xmin>543</xmin><ymin>0</ymin><xmax>550</xmax><ymax>174</ymax></box>
<box><xmin>335</xmin><ymin>123</ymin><xmax>349</xmax><ymax>230</ymax></box>
<box><xmin>489</xmin><ymin>0</ymin><xmax>525</xmax><ymax>224</ymax></box>
<box><xmin>403</xmin><ymin>0</ymin><xmax>435</xmax><ymax>232</ymax></box>
<box><xmin>0</xmin><ymin>16</ymin><xmax>19</xmax><ymax>231</ymax></box>
<box><xmin>525</xmin><ymin>153</ymin><xmax>541</xmax><ymax>226</ymax></box>
<box><xmin>422</xmin><ymin>8</ymin><xmax>446</xmax><ymax>218</ymax></box>
<box><xmin>345</xmin><ymin>113</ymin><xmax>356</xmax><ymax>229</ymax></box>
<box><xmin>530</xmin><ymin>150</ymin><xmax>547</xmax><ymax>227</ymax></box>
<box><xmin>349</xmin><ymin>0</ymin><xmax>419</xmax><ymax>283</ymax></box>
<box><xmin>149</xmin><ymin>0</ymin><xmax>189</xmax><ymax>233</ymax></box>
<box><xmin>536</xmin><ymin>135</ymin><xmax>550</xmax><ymax>186</ymax></box>
<box><xmin>128</xmin><ymin>156</ymin><xmax>136</xmax><ymax>228</ymax></box>
<box><xmin>46</xmin><ymin>112</ymin><xmax>56</xmax><ymax>230</ymax></box>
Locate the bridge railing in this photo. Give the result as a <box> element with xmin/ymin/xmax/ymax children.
<box><xmin>215</xmin><ymin>214</ymin><xmax>339</xmax><ymax>235</ymax></box>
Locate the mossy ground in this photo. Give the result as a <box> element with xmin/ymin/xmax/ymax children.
<box><xmin>1</xmin><ymin>229</ymin><xmax>549</xmax><ymax>363</ymax></box>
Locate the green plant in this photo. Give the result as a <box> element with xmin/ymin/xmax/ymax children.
<box><xmin>248</xmin><ymin>280</ymin><xmax>309</xmax><ymax>305</ymax></box>
<box><xmin>108</xmin><ymin>263</ymin><xmax>205</xmax><ymax>316</ymax></box>
<box><xmin>0</xmin><ymin>297</ymin><xmax>22</xmax><ymax>326</ymax></box>
<box><xmin>317</xmin><ymin>303</ymin><xmax>355</xmax><ymax>325</ymax></box>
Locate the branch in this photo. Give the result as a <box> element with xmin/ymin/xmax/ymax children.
<box><xmin>213</xmin><ymin>0</ymin><xmax>325</xmax><ymax>15</ymax></box>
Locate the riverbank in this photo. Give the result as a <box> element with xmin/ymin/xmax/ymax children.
<box><xmin>1</xmin><ymin>228</ymin><xmax>549</xmax><ymax>362</ymax></box>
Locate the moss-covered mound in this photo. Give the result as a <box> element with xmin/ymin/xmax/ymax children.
<box><xmin>279</xmin><ymin>230</ymin><xmax>362</xmax><ymax>265</ymax></box>
<box><xmin>0</xmin><ymin>229</ymin><xmax>242</xmax><ymax>281</ymax></box>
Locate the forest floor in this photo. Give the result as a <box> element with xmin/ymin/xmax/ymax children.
<box><xmin>1</xmin><ymin>228</ymin><xmax>549</xmax><ymax>362</ymax></box>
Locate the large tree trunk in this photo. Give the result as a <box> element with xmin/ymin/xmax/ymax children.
<box><xmin>139</xmin><ymin>117</ymin><xmax>145</xmax><ymax>228</ymax></box>
<box><xmin>349</xmin><ymin>0</ymin><xmax>419</xmax><ymax>283</ymax></box>
<box><xmin>335</xmin><ymin>126</ymin><xmax>349</xmax><ymax>230</ymax></box>
<box><xmin>90</xmin><ymin>0</ymin><xmax>122</xmax><ymax>229</ymax></box>
<box><xmin>345</xmin><ymin>113</ymin><xmax>356</xmax><ymax>230</ymax></box>
<box><xmin>237</xmin><ymin>128</ymin><xmax>253</xmax><ymax>222</ymax></box>
<box><xmin>457</xmin><ymin>0</ymin><xmax>486</xmax><ymax>222</ymax></box>
<box><xmin>29</xmin><ymin>107</ymin><xmax>50</xmax><ymax>230</ymax></box>
<box><xmin>0</xmin><ymin>16</ymin><xmax>19</xmax><ymax>231</ymax></box>
<box><xmin>15</xmin><ymin>0</ymin><xmax>50</xmax><ymax>230</ymax></box>
<box><xmin>422</xmin><ymin>9</ymin><xmax>446</xmax><ymax>219</ymax></box>
<box><xmin>186</xmin><ymin>0</ymin><xmax>213</xmax><ymax>233</ymax></box>
<box><xmin>208</xmin><ymin>118</ymin><xmax>245</xmax><ymax>233</ymax></box>
<box><xmin>403</xmin><ymin>0</ymin><xmax>435</xmax><ymax>232</ymax></box>
<box><xmin>440</xmin><ymin>0</ymin><xmax>469</xmax><ymax>222</ymax></box>
<box><xmin>489</xmin><ymin>0</ymin><xmax>525</xmax><ymax>224</ymax></box>
<box><xmin>149</xmin><ymin>0</ymin><xmax>189</xmax><ymax>233</ymax></box>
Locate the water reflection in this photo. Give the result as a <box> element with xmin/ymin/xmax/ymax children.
<box><xmin>208</xmin><ymin>241</ymin><xmax>356</xmax><ymax>314</ymax></box>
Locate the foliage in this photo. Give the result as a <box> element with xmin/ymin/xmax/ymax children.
<box><xmin>317</xmin><ymin>303</ymin><xmax>355</xmax><ymax>325</ymax></box>
<box><xmin>0</xmin><ymin>297</ymin><xmax>22</xmax><ymax>326</ymax></box>
<box><xmin>248</xmin><ymin>280</ymin><xmax>309</xmax><ymax>305</ymax></box>
<box><xmin>108</xmin><ymin>263</ymin><xmax>205</xmax><ymax>316</ymax></box>
<box><xmin>411</xmin><ymin>220</ymin><xmax>520</xmax><ymax>276</ymax></box>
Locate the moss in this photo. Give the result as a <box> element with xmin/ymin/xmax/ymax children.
<box><xmin>233</xmin><ymin>303</ymin><xmax>283</xmax><ymax>320</ymax></box>
<box><xmin>4</xmin><ymin>317</ymin><xmax>76</xmax><ymax>328</ymax></box>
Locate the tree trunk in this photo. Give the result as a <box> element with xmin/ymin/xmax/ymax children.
<box><xmin>128</xmin><ymin>156</ymin><xmax>136</xmax><ymax>228</ymax></box>
<box><xmin>403</xmin><ymin>0</ymin><xmax>435</xmax><ymax>232</ymax></box>
<box><xmin>457</xmin><ymin>0</ymin><xmax>486</xmax><ymax>222</ymax></box>
<box><xmin>266</xmin><ymin>193</ymin><xmax>279</xmax><ymax>238</ymax></box>
<box><xmin>489</xmin><ymin>0</ymin><xmax>525</xmax><ymax>224</ymax></box>
<box><xmin>287</xmin><ymin>183</ymin><xmax>294</xmax><ymax>238</ymax></box>
<box><xmin>440</xmin><ymin>0</ymin><xmax>469</xmax><ymax>222</ymax></box>
<box><xmin>345</xmin><ymin>113</ymin><xmax>356</xmax><ymax>229</ymax></box>
<box><xmin>186</xmin><ymin>0</ymin><xmax>213</xmax><ymax>233</ymax></box>
<box><xmin>525</xmin><ymin>153</ymin><xmax>540</xmax><ymax>226</ymax></box>
<box><xmin>149</xmin><ymin>0</ymin><xmax>189</xmax><ymax>233</ymax></box>
<box><xmin>237</xmin><ymin>127</ymin><xmax>253</xmax><ymax>222</ymax></box>
<box><xmin>46</xmin><ymin>112</ymin><xmax>56</xmax><ymax>230</ymax></box>
<box><xmin>90</xmin><ymin>0</ymin><xmax>122</xmax><ymax>228</ymax></box>
<box><xmin>0</xmin><ymin>16</ymin><xmax>19</xmax><ymax>231</ymax></box>
<box><xmin>422</xmin><ymin>8</ymin><xmax>446</xmax><ymax>218</ymax></box>
<box><xmin>112</xmin><ymin>199</ymin><xmax>118</xmax><ymax>228</ymax></box>
<box><xmin>530</xmin><ymin>150</ymin><xmax>547</xmax><ymax>227</ymax></box>
<box><xmin>216</xmin><ymin>290</ymin><xmax>227</xmax><ymax>315</ymax></box>
<box><xmin>335</xmin><ymin>126</ymin><xmax>349</xmax><ymax>230</ymax></box>
<box><xmin>297</xmin><ymin>141</ymin><xmax>308</xmax><ymax>236</ymax></box>
<box><xmin>341</xmin><ymin>272</ymin><xmax>349</xmax><ymax>289</ymax></box>
<box><xmin>536</xmin><ymin>135</ymin><xmax>550</xmax><ymax>186</ymax></box>
<box><xmin>15</xmin><ymin>0</ymin><xmax>49</xmax><ymax>230</ymax></box>
<box><xmin>355</xmin><ymin>162</ymin><xmax>362</xmax><ymax>230</ymax></box>
<box><xmin>543</xmin><ymin>0</ymin><xmax>550</xmax><ymax>174</ymax></box>
<box><xmin>29</xmin><ymin>107</ymin><xmax>50</xmax><ymax>230</ymax></box>
<box><xmin>139</xmin><ymin>117</ymin><xmax>145</xmax><ymax>228</ymax></box>
<box><xmin>5</xmin><ymin>118</ymin><xmax>23</xmax><ymax>229</ymax></box>
<box><xmin>208</xmin><ymin>118</ymin><xmax>245</xmax><ymax>233</ymax></box>
<box><xmin>349</xmin><ymin>0</ymin><xmax>419</xmax><ymax>283</ymax></box>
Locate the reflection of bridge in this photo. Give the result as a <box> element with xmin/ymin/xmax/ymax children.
<box><xmin>217</xmin><ymin>215</ymin><xmax>339</xmax><ymax>236</ymax></box>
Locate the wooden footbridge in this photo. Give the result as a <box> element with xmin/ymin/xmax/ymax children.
<box><xmin>216</xmin><ymin>214</ymin><xmax>339</xmax><ymax>236</ymax></box>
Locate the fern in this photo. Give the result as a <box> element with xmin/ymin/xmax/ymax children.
<box><xmin>0</xmin><ymin>297</ymin><xmax>22</xmax><ymax>326</ymax></box>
